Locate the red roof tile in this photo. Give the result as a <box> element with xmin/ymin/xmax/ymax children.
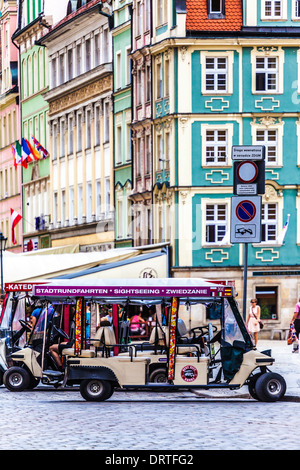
<box><xmin>51</xmin><ymin>0</ymin><xmax>103</xmax><ymax>31</ymax></box>
<box><xmin>186</xmin><ymin>0</ymin><xmax>243</xmax><ymax>31</ymax></box>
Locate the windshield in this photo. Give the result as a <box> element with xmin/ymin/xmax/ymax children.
<box><xmin>224</xmin><ymin>299</ymin><xmax>245</xmax><ymax>345</ymax></box>
<box><xmin>0</xmin><ymin>293</ymin><xmax>14</xmax><ymax>329</ymax></box>
<box><xmin>28</xmin><ymin>306</ymin><xmax>48</xmax><ymax>345</ymax></box>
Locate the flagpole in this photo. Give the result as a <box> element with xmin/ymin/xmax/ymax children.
<box><xmin>0</xmin><ymin>233</ymin><xmax>7</xmax><ymax>294</ymax></box>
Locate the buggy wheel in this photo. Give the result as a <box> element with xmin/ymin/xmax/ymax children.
<box><xmin>255</xmin><ymin>372</ymin><xmax>286</xmax><ymax>402</ymax></box>
<box><xmin>80</xmin><ymin>379</ymin><xmax>113</xmax><ymax>402</ymax></box>
<box><xmin>248</xmin><ymin>373</ymin><xmax>263</xmax><ymax>400</ymax></box>
<box><xmin>3</xmin><ymin>366</ymin><xmax>31</xmax><ymax>392</ymax></box>
<box><xmin>149</xmin><ymin>368</ymin><xmax>167</xmax><ymax>383</ymax></box>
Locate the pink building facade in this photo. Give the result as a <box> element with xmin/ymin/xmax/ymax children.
<box><xmin>0</xmin><ymin>0</ymin><xmax>22</xmax><ymax>252</ymax></box>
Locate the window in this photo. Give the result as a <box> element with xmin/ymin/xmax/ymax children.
<box><xmin>116</xmin><ymin>125</ymin><xmax>122</xmax><ymax>164</ymax></box>
<box><xmin>76</xmin><ymin>44</ymin><xmax>82</xmax><ymax>75</ymax></box>
<box><xmin>255</xmin><ymin>286</ymin><xmax>278</xmax><ymax>320</ymax></box>
<box><xmin>145</xmin><ymin>0</ymin><xmax>151</xmax><ymax>31</ymax></box>
<box><xmin>256</xmin><ymin>129</ymin><xmax>277</xmax><ymax>165</ymax></box>
<box><xmin>255</xmin><ymin>57</ymin><xmax>278</xmax><ymax>92</ymax></box>
<box><xmin>96</xmin><ymin>180</ymin><xmax>101</xmax><ymax>219</ymax></box>
<box><xmin>137</xmin><ymin>0</ymin><xmax>142</xmax><ymax>35</ymax></box>
<box><xmin>77</xmin><ymin>113</ymin><xmax>82</xmax><ymax>152</ymax></box>
<box><xmin>95</xmin><ymin>105</ymin><xmax>101</xmax><ymax>146</ymax></box>
<box><xmin>137</xmin><ymin>69</ymin><xmax>142</xmax><ymax>105</ymax></box>
<box><xmin>86</xmin><ymin>109</ymin><xmax>91</xmax><ymax>149</ymax></box>
<box><xmin>264</xmin><ymin>0</ymin><xmax>282</xmax><ymax>17</ymax></box>
<box><xmin>68</xmin><ymin>115</ymin><xmax>74</xmax><ymax>155</ymax></box>
<box><xmin>68</xmin><ymin>48</ymin><xmax>73</xmax><ymax>80</ymax></box>
<box><xmin>126</xmin><ymin>123</ymin><xmax>132</xmax><ymax>161</ymax></box>
<box><xmin>117</xmin><ymin>199</ymin><xmax>123</xmax><ymax>238</ymax></box>
<box><xmin>136</xmin><ymin>136</ymin><xmax>142</xmax><ymax>176</ymax></box>
<box><xmin>156</xmin><ymin>62</ymin><xmax>163</xmax><ymax>99</ymax></box>
<box><xmin>94</xmin><ymin>34</ymin><xmax>100</xmax><ymax>67</ymax></box>
<box><xmin>261</xmin><ymin>203</ymin><xmax>277</xmax><ymax>242</ymax></box>
<box><xmin>296</xmin><ymin>0</ymin><xmax>300</xmax><ymax>17</ymax></box>
<box><xmin>146</xmin><ymin>63</ymin><xmax>151</xmax><ymax>101</ymax></box>
<box><xmin>205</xmin><ymin>57</ymin><xmax>227</xmax><ymax>93</ymax></box>
<box><xmin>205</xmin><ymin>204</ymin><xmax>227</xmax><ymax>244</ymax></box>
<box><xmin>105</xmin><ymin>178</ymin><xmax>110</xmax><ymax>215</ymax></box>
<box><xmin>205</xmin><ymin>129</ymin><xmax>227</xmax><ymax>165</ymax></box>
<box><xmin>87</xmin><ymin>183</ymin><xmax>92</xmax><ymax>223</ymax></box>
<box><xmin>116</xmin><ymin>52</ymin><xmax>122</xmax><ymax>89</ymax></box>
<box><xmin>59</xmin><ymin>54</ymin><xmax>65</xmax><ymax>85</ymax></box>
<box><xmin>165</xmin><ymin>58</ymin><xmax>170</xmax><ymax>96</ymax></box>
<box><xmin>85</xmin><ymin>38</ymin><xmax>91</xmax><ymax>72</ymax></box>
<box><xmin>51</xmin><ymin>57</ymin><xmax>57</xmax><ymax>89</ymax></box>
<box><xmin>145</xmin><ymin>133</ymin><xmax>151</xmax><ymax>174</ymax></box>
<box><xmin>60</xmin><ymin>120</ymin><xmax>65</xmax><ymax>157</ymax></box>
<box><xmin>157</xmin><ymin>0</ymin><xmax>167</xmax><ymax>25</ymax></box>
<box><xmin>69</xmin><ymin>187</ymin><xmax>74</xmax><ymax>224</ymax></box>
<box><xmin>208</xmin><ymin>0</ymin><xmax>225</xmax><ymax>17</ymax></box>
<box><xmin>126</xmin><ymin>47</ymin><xmax>131</xmax><ymax>85</ymax></box>
<box><xmin>104</xmin><ymin>101</ymin><xmax>110</xmax><ymax>143</ymax></box>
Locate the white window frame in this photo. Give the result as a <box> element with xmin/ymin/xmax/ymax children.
<box><xmin>261</xmin><ymin>202</ymin><xmax>278</xmax><ymax>243</ymax></box>
<box><xmin>251</xmin><ymin>47</ymin><xmax>284</xmax><ymax>94</ymax></box>
<box><xmin>263</xmin><ymin>0</ymin><xmax>282</xmax><ymax>18</ymax></box>
<box><xmin>255</xmin><ymin>57</ymin><xmax>278</xmax><ymax>93</ymax></box>
<box><xmin>201</xmin><ymin>51</ymin><xmax>234</xmax><ymax>95</ymax></box>
<box><xmin>201</xmin><ymin>123</ymin><xmax>233</xmax><ymax>167</ymax></box>
<box><xmin>201</xmin><ymin>199</ymin><xmax>230</xmax><ymax>246</ymax></box>
<box><xmin>262</xmin><ymin>0</ymin><xmax>287</xmax><ymax>19</ymax></box>
<box><xmin>253</xmin><ymin>120</ymin><xmax>285</xmax><ymax>166</ymax></box>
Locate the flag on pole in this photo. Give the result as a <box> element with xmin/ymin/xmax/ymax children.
<box><xmin>21</xmin><ymin>138</ymin><xmax>34</xmax><ymax>165</ymax></box>
<box><xmin>277</xmin><ymin>214</ymin><xmax>290</xmax><ymax>245</ymax></box>
<box><xmin>10</xmin><ymin>209</ymin><xmax>22</xmax><ymax>245</ymax></box>
<box><xmin>31</xmin><ymin>135</ymin><xmax>49</xmax><ymax>158</ymax></box>
<box><xmin>11</xmin><ymin>143</ymin><xmax>22</xmax><ymax>169</ymax></box>
<box><xmin>23</xmin><ymin>137</ymin><xmax>41</xmax><ymax>161</ymax></box>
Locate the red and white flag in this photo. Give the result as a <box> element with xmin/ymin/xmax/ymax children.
<box><xmin>10</xmin><ymin>209</ymin><xmax>22</xmax><ymax>245</ymax></box>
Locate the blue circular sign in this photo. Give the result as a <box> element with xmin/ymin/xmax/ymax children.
<box><xmin>236</xmin><ymin>200</ymin><xmax>256</xmax><ymax>222</ymax></box>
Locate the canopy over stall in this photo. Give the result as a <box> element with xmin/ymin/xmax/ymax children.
<box><xmin>3</xmin><ymin>244</ymin><xmax>169</xmax><ymax>283</ymax></box>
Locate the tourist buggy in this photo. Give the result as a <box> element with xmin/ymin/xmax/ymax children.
<box><xmin>3</xmin><ymin>278</ymin><xmax>286</xmax><ymax>402</ymax></box>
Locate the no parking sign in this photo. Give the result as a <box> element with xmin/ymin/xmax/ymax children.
<box><xmin>230</xmin><ymin>196</ymin><xmax>262</xmax><ymax>243</ymax></box>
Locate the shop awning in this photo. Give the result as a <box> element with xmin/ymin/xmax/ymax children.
<box><xmin>3</xmin><ymin>244</ymin><xmax>169</xmax><ymax>283</ymax></box>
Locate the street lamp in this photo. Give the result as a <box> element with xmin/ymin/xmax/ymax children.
<box><xmin>0</xmin><ymin>233</ymin><xmax>7</xmax><ymax>294</ymax></box>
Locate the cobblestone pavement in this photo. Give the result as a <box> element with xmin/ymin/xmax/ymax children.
<box><xmin>0</xmin><ymin>384</ymin><xmax>299</xmax><ymax>451</ymax></box>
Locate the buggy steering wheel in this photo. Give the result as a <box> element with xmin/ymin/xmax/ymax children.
<box><xmin>19</xmin><ymin>319</ymin><xmax>32</xmax><ymax>332</ymax></box>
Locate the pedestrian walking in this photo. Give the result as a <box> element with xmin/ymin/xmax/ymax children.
<box><xmin>246</xmin><ymin>298</ymin><xmax>261</xmax><ymax>346</ymax></box>
<box><xmin>291</xmin><ymin>297</ymin><xmax>300</xmax><ymax>353</ymax></box>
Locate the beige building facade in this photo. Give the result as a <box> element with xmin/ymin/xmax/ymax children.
<box><xmin>40</xmin><ymin>3</ymin><xmax>115</xmax><ymax>252</ymax></box>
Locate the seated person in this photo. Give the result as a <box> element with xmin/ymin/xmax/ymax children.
<box><xmin>49</xmin><ymin>307</ymin><xmax>75</xmax><ymax>370</ymax></box>
<box><xmin>99</xmin><ymin>308</ymin><xmax>113</xmax><ymax>327</ymax></box>
<box><xmin>129</xmin><ymin>311</ymin><xmax>146</xmax><ymax>336</ymax></box>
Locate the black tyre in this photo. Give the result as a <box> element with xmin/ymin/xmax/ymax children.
<box><xmin>27</xmin><ymin>376</ymin><xmax>40</xmax><ymax>390</ymax></box>
<box><xmin>80</xmin><ymin>379</ymin><xmax>113</xmax><ymax>402</ymax></box>
<box><xmin>3</xmin><ymin>366</ymin><xmax>31</xmax><ymax>392</ymax></box>
<box><xmin>255</xmin><ymin>372</ymin><xmax>286</xmax><ymax>402</ymax></box>
<box><xmin>0</xmin><ymin>370</ymin><xmax>3</xmax><ymax>386</ymax></box>
<box><xmin>248</xmin><ymin>373</ymin><xmax>263</xmax><ymax>400</ymax></box>
<box><xmin>149</xmin><ymin>368</ymin><xmax>167</xmax><ymax>383</ymax></box>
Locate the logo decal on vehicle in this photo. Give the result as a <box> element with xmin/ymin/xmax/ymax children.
<box><xmin>181</xmin><ymin>365</ymin><xmax>198</xmax><ymax>382</ymax></box>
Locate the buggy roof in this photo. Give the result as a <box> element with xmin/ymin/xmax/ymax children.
<box><xmin>32</xmin><ymin>278</ymin><xmax>233</xmax><ymax>300</ymax></box>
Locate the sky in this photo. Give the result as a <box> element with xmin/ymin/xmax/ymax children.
<box><xmin>44</xmin><ymin>0</ymin><xmax>70</xmax><ymax>25</ymax></box>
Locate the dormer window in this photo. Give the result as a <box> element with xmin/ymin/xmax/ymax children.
<box><xmin>264</xmin><ymin>0</ymin><xmax>282</xmax><ymax>18</ymax></box>
<box><xmin>207</xmin><ymin>0</ymin><xmax>225</xmax><ymax>18</ymax></box>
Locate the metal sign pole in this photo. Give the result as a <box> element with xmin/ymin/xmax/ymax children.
<box><xmin>243</xmin><ymin>243</ymin><xmax>248</xmax><ymax>321</ymax></box>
